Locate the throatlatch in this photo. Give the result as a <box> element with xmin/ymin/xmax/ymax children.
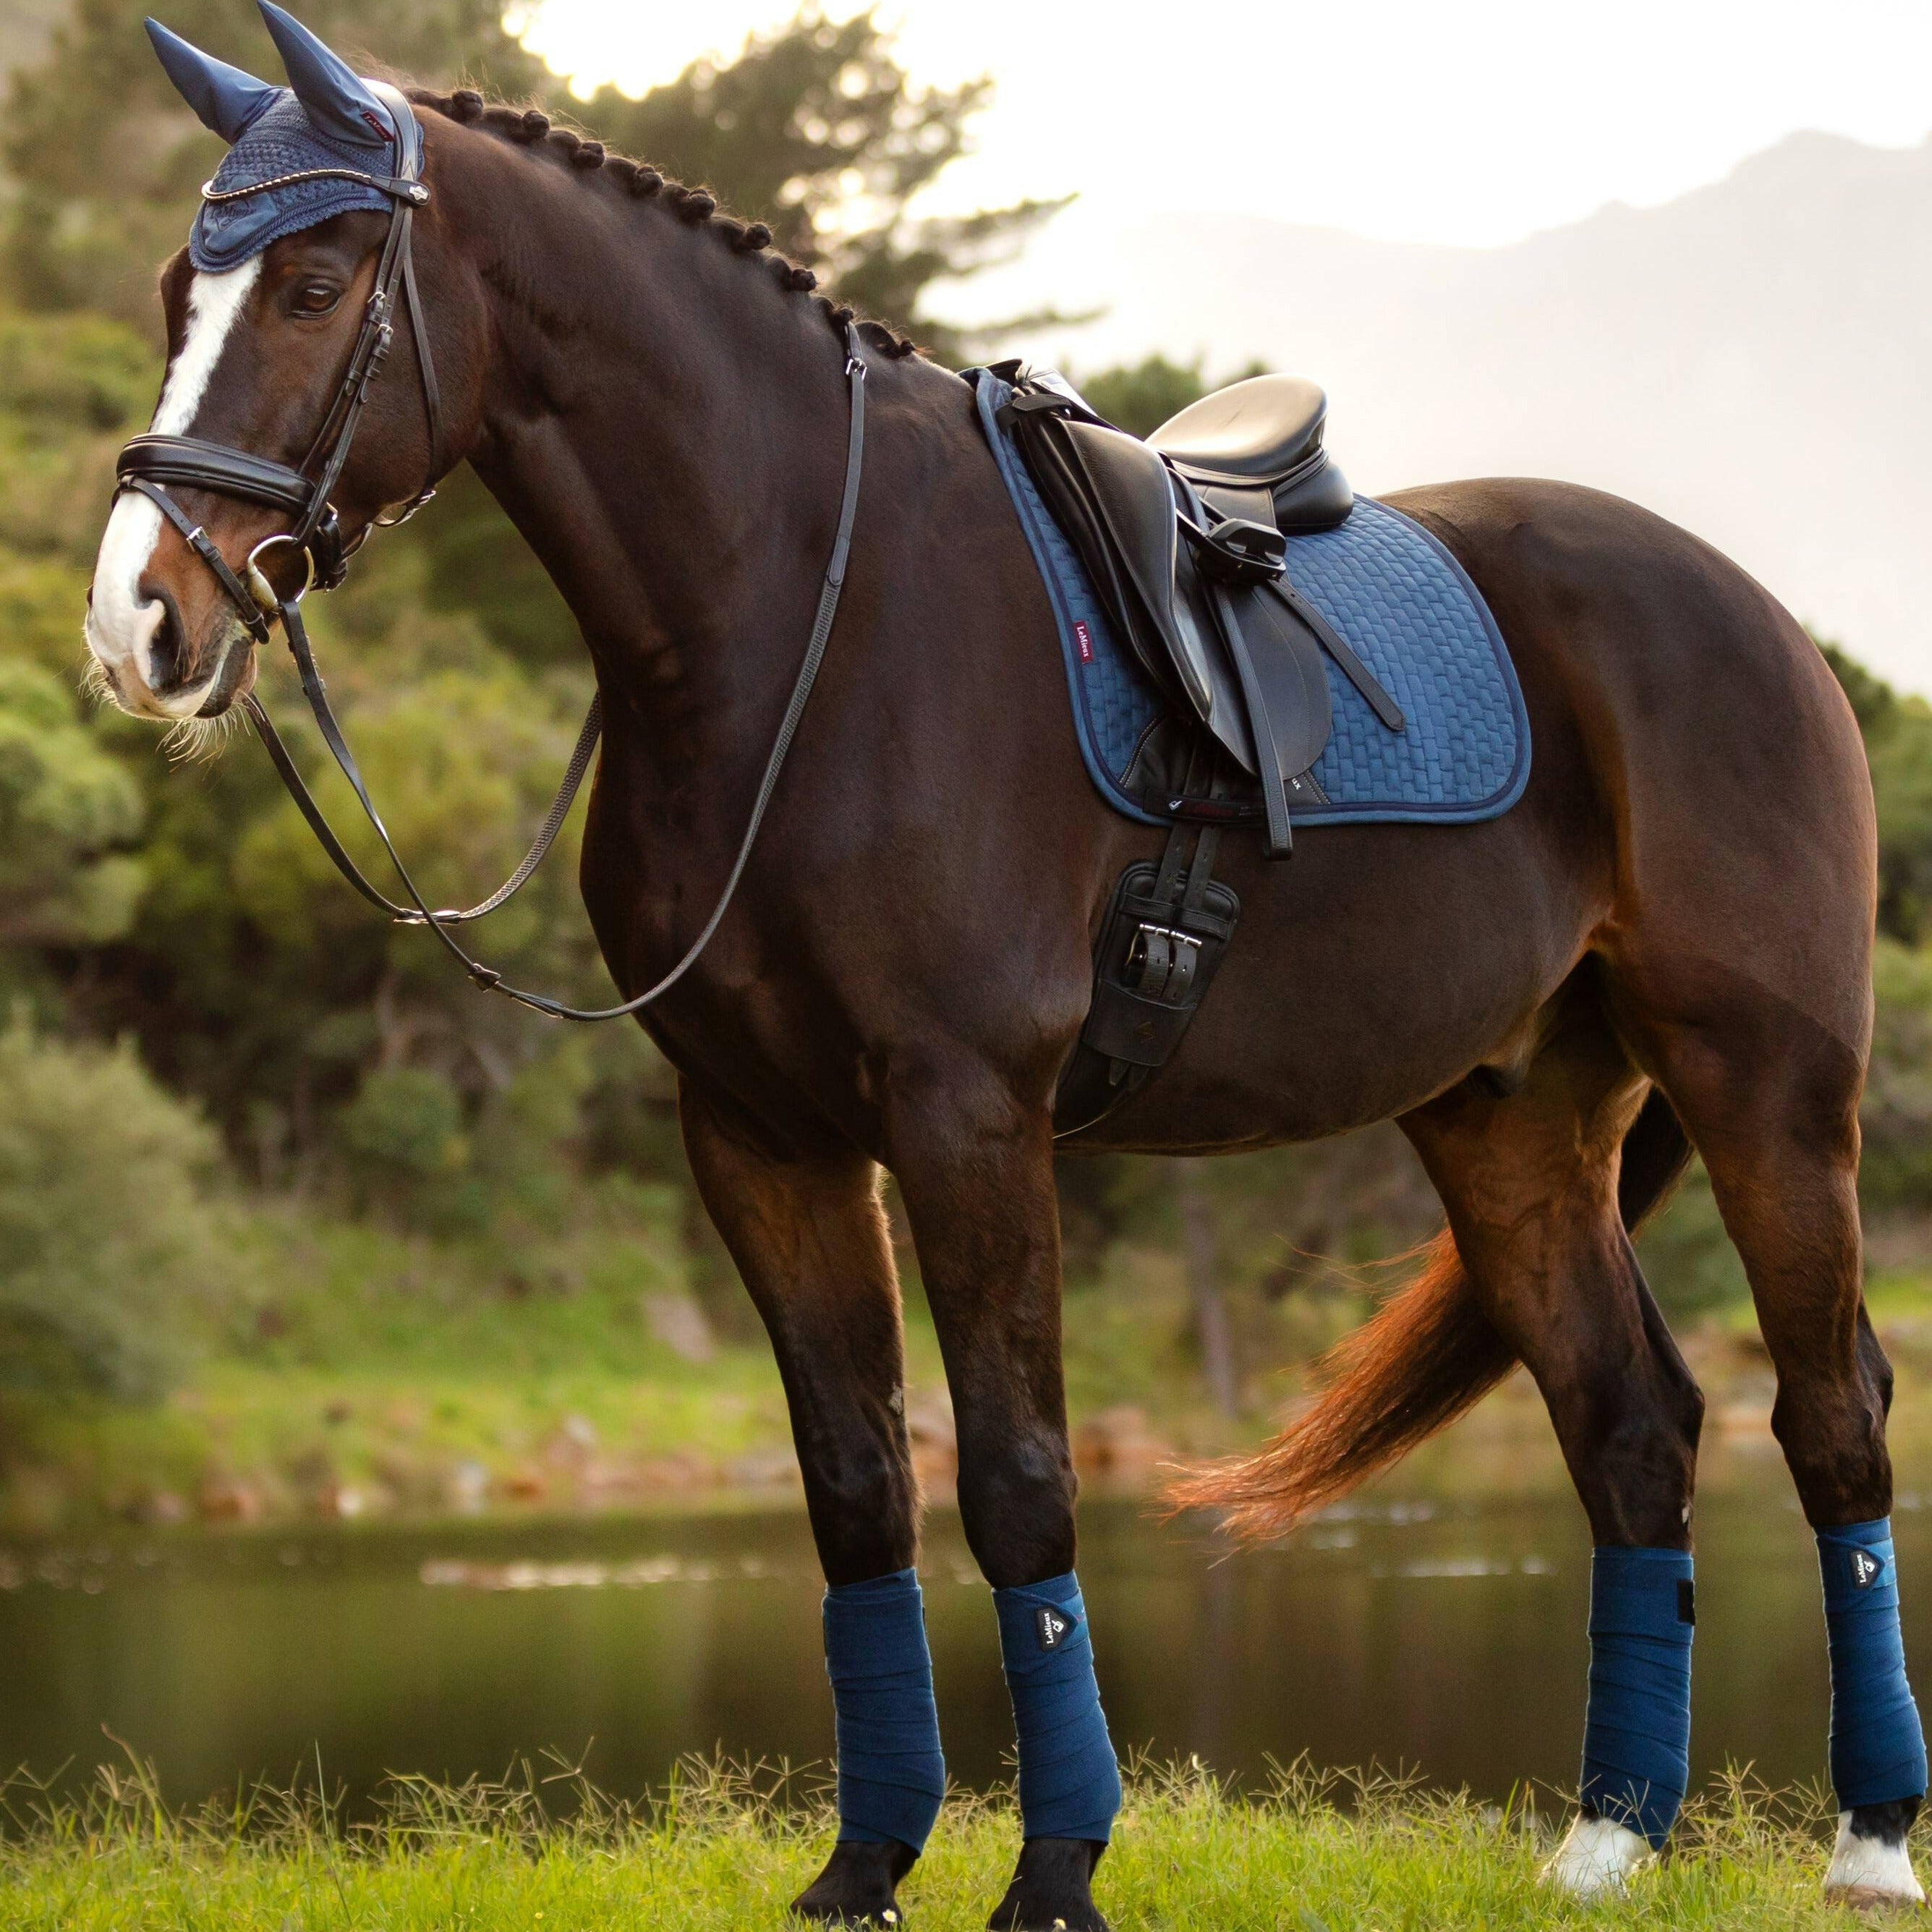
<box><xmin>822</xmin><ymin>1569</ymin><xmax>948</xmax><ymax>1851</ymax></box>
<box><xmin>1818</xmin><ymin>1520</ymin><xmax>1928</xmax><ymax>1809</ymax></box>
<box><xmin>992</xmin><ymin>1572</ymin><xmax>1122</xmax><ymax>1844</ymax></box>
<box><xmin>1580</xmin><ymin>1546</ymin><xmax>1695</xmax><ymax>1848</ymax></box>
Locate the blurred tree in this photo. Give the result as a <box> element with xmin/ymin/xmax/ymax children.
<box><xmin>1819</xmin><ymin>639</ymin><xmax>1932</xmax><ymax>944</ymax></box>
<box><xmin>0</xmin><ymin>658</ymin><xmax>146</xmax><ymax>947</ymax></box>
<box><xmin>1077</xmin><ymin>354</ymin><xmax>1269</xmax><ymax>438</ymax></box>
<box><xmin>0</xmin><ymin>1018</ymin><xmax>229</xmax><ymax>1398</ymax></box>
<box><xmin>2</xmin><ymin>0</ymin><xmax>542</xmax><ymax>319</ymax></box>
<box><xmin>0</xmin><ymin>310</ymin><xmax>158</xmax><ymax>561</ymax></box>
<box><xmin>1863</xmin><ymin>937</ymin><xmax>1932</xmax><ymax>1214</ymax></box>
<box><xmin>573</xmin><ymin>11</ymin><xmax>1068</xmax><ymax>362</ymax></box>
<box><xmin>1078</xmin><ymin>354</ymin><xmax>1209</xmax><ymax>437</ymax></box>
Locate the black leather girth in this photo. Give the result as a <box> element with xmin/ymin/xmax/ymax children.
<box><xmin>1051</xmin><ymin>814</ymin><xmax>1243</xmax><ymax>1139</ymax></box>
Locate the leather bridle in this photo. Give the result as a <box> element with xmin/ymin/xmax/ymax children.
<box><xmin>118</xmin><ymin>82</ymin><xmax>443</xmax><ymax>629</ymax></box>
<box><xmin>111</xmin><ymin>88</ymin><xmax>870</xmax><ymax>1022</ymax></box>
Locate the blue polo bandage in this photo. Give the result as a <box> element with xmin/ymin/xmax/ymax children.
<box><xmin>1818</xmin><ymin>1520</ymin><xmax>1928</xmax><ymax>1808</ymax></box>
<box><xmin>992</xmin><ymin>1570</ymin><xmax>1121</xmax><ymax>1842</ymax></box>
<box><xmin>822</xmin><ymin>1568</ymin><xmax>947</xmax><ymax>1850</ymax></box>
<box><xmin>1579</xmin><ymin>1546</ymin><xmax>1695</xmax><ymax>1847</ymax></box>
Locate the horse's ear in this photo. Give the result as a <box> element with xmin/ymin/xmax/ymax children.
<box><xmin>255</xmin><ymin>0</ymin><xmax>394</xmax><ymax>150</ymax></box>
<box><xmin>145</xmin><ymin>18</ymin><xmax>278</xmax><ymax>143</ymax></box>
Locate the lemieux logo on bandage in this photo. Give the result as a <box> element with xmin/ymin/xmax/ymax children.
<box><xmin>1852</xmin><ymin>1550</ymin><xmax>1884</xmax><ymax>1589</ymax></box>
<box><xmin>1036</xmin><ymin>1607</ymin><xmax>1074</xmax><ymax>1651</ymax></box>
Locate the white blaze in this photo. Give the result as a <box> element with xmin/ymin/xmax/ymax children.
<box><xmin>87</xmin><ymin>258</ymin><xmax>261</xmax><ymax>715</ymax></box>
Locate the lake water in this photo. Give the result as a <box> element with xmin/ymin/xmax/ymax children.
<box><xmin>1</xmin><ymin>1485</ymin><xmax>1920</xmax><ymax>1811</ymax></box>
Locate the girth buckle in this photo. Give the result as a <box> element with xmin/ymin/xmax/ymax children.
<box><xmin>1126</xmin><ymin>922</ymin><xmax>1201</xmax><ymax>1005</ymax></box>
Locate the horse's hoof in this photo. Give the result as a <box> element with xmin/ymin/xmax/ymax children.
<box><xmin>1541</xmin><ymin>1813</ymin><xmax>1652</xmax><ymax>1898</ymax></box>
<box><xmin>987</xmin><ymin>1837</ymin><xmax>1110</xmax><ymax>1932</ymax></box>
<box><xmin>1826</xmin><ymin>1810</ymin><xmax>1926</xmax><ymax>1910</ymax></box>
<box><xmin>792</xmin><ymin>1838</ymin><xmax>919</xmax><ymax>1925</ymax></box>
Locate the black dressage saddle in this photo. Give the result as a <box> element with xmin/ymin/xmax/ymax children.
<box><xmin>993</xmin><ymin>365</ymin><xmax>1403</xmax><ymax>857</ymax></box>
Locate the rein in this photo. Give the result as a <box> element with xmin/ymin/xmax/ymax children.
<box><xmin>113</xmin><ymin>92</ymin><xmax>870</xmax><ymax>1024</ymax></box>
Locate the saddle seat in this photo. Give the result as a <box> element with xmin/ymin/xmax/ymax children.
<box><xmin>1147</xmin><ymin>375</ymin><xmax>1326</xmax><ymax>479</ymax></box>
<box><xmin>1148</xmin><ymin>374</ymin><xmax>1354</xmax><ymax>533</ymax></box>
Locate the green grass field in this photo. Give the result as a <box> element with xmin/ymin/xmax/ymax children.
<box><xmin>0</xmin><ymin>1761</ymin><xmax>1907</xmax><ymax>1930</ymax></box>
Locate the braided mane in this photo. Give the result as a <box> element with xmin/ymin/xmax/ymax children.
<box><xmin>414</xmin><ymin>86</ymin><xmax>921</xmax><ymax>360</ymax></box>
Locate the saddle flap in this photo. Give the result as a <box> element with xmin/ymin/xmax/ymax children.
<box><xmin>1213</xmin><ymin>579</ymin><xmax>1334</xmax><ymax>783</ymax></box>
<box><xmin>1055</xmin><ymin>420</ymin><xmax>1209</xmax><ymax>715</ymax></box>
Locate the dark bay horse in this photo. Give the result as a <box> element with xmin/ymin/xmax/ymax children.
<box><xmin>87</xmin><ymin>19</ymin><xmax>1918</xmax><ymax>1923</ymax></box>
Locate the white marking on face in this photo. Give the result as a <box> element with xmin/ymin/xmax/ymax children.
<box><xmin>87</xmin><ymin>258</ymin><xmax>261</xmax><ymax>717</ymax></box>
<box><xmin>1825</xmin><ymin>1810</ymin><xmax>1925</xmax><ymax>1902</ymax></box>
<box><xmin>1541</xmin><ymin>1813</ymin><xmax>1652</xmax><ymax>1897</ymax></box>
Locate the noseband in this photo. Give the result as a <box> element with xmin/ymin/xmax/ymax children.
<box><xmin>110</xmin><ymin>90</ymin><xmax>871</xmax><ymax>1022</ymax></box>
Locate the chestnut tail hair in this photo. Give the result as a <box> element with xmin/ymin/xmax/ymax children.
<box><xmin>1166</xmin><ymin>1088</ymin><xmax>1694</xmax><ymax>1541</ymax></box>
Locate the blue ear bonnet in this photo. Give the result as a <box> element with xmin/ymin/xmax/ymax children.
<box><xmin>192</xmin><ymin>93</ymin><xmax>412</xmax><ymax>271</ymax></box>
<box><xmin>146</xmin><ymin>4</ymin><xmax>422</xmax><ymax>273</ymax></box>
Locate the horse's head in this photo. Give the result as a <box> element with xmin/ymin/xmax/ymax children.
<box><xmin>88</xmin><ymin>3</ymin><xmax>477</xmax><ymax>720</ymax></box>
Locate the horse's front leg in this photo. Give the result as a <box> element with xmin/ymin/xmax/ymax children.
<box><xmin>681</xmin><ymin>1079</ymin><xmax>942</xmax><ymax>1927</ymax></box>
<box><xmin>888</xmin><ymin>1063</ymin><xmax>1120</xmax><ymax>1932</ymax></box>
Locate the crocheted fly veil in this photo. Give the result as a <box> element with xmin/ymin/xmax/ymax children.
<box><xmin>146</xmin><ymin>0</ymin><xmax>420</xmax><ymax>270</ymax></box>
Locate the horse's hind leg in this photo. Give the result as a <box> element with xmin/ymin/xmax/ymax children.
<box><xmin>680</xmin><ymin>1081</ymin><xmax>938</xmax><ymax>1928</ymax></box>
<box><xmin>1403</xmin><ymin>1000</ymin><xmax>1705</xmax><ymax>1897</ymax></box>
<box><xmin>1617</xmin><ymin>975</ymin><xmax>1929</xmax><ymax>1905</ymax></box>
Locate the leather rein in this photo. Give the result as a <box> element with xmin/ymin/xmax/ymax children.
<box><xmin>113</xmin><ymin>89</ymin><xmax>869</xmax><ymax>1022</ymax></box>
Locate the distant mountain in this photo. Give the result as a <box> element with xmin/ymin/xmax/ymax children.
<box><xmin>984</xmin><ymin>131</ymin><xmax>1932</xmax><ymax>694</ymax></box>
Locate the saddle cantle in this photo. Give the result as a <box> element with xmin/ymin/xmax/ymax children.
<box><xmin>1147</xmin><ymin>374</ymin><xmax>1356</xmax><ymax>534</ymax></box>
<box><xmin>995</xmin><ymin>365</ymin><xmax>1397</xmax><ymax>856</ymax></box>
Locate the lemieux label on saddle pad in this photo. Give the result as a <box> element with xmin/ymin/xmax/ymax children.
<box><xmin>967</xmin><ymin>366</ymin><xmax>1531</xmax><ymax>832</ymax></box>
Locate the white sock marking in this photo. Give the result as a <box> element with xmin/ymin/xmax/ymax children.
<box><xmin>1542</xmin><ymin>1814</ymin><xmax>1654</xmax><ymax>1897</ymax></box>
<box><xmin>1825</xmin><ymin>1810</ymin><xmax>1925</xmax><ymax>1902</ymax></box>
<box><xmin>87</xmin><ymin>258</ymin><xmax>260</xmax><ymax>715</ymax></box>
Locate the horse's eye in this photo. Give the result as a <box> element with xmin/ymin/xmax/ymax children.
<box><xmin>291</xmin><ymin>281</ymin><xmax>341</xmax><ymax>317</ymax></box>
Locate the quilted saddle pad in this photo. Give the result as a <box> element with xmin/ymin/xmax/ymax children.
<box><xmin>969</xmin><ymin>367</ymin><xmax>1531</xmax><ymax>829</ymax></box>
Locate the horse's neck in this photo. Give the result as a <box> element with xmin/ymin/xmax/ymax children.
<box><xmin>453</xmin><ymin>155</ymin><xmax>862</xmax><ymax>773</ymax></box>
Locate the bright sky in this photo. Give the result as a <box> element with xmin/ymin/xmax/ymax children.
<box><xmin>509</xmin><ymin>0</ymin><xmax>1932</xmax><ymax>247</ymax></box>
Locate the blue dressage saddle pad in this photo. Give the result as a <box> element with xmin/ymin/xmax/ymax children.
<box><xmin>966</xmin><ymin>367</ymin><xmax>1531</xmax><ymax>828</ymax></box>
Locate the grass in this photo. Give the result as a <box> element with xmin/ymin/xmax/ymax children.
<box><xmin>0</xmin><ymin>1758</ymin><xmax>1904</xmax><ymax>1931</ymax></box>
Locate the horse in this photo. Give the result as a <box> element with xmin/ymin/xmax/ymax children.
<box><xmin>85</xmin><ymin>10</ymin><xmax>1922</xmax><ymax>1924</ymax></box>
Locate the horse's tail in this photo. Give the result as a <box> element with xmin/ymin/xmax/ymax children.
<box><xmin>1164</xmin><ymin>1089</ymin><xmax>1693</xmax><ymax>1542</ymax></box>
